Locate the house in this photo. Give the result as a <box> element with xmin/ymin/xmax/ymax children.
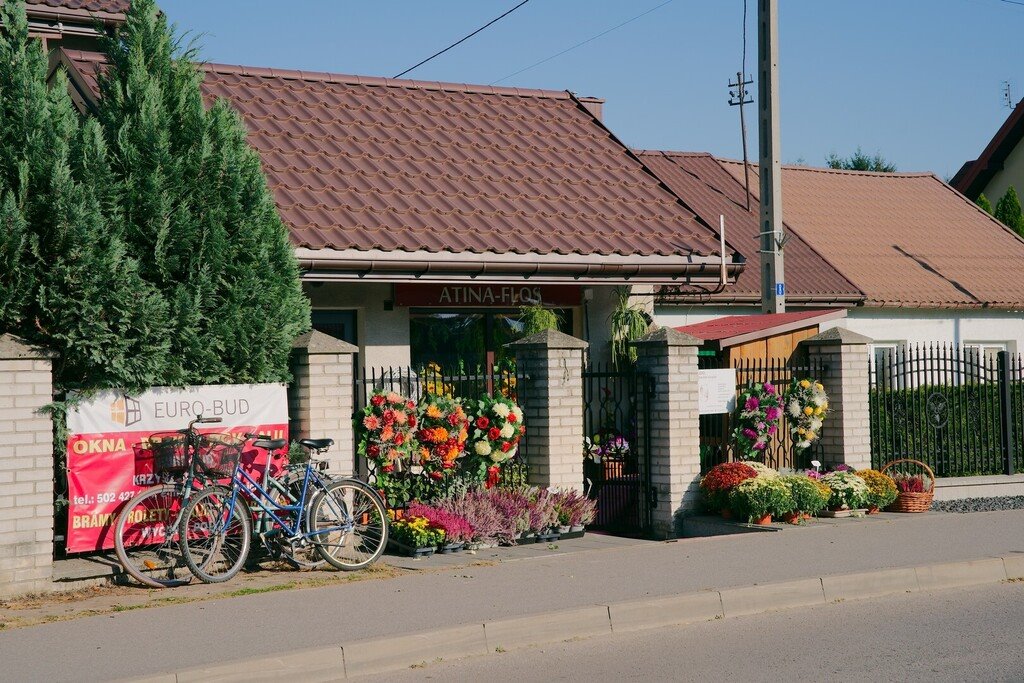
<box><xmin>641</xmin><ymin>151</ymin><xmax>1024</xmax><ymax>362</ymax></box>
<box><xmin>21</xmin><ymin>0</ymin><xmax>125</xmax><ymax>50</ymax></box>
<box><xmin>40</xmin><ymin>35</ymin><xmax>744</xmax><ymax>373</ymax></box>
<box><xmin>951</xmin><ymin>97</ymin><xmax>1024</xmax><ymax>205</ymax></box>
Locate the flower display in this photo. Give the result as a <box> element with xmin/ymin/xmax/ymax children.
<box><xmin>415</xmin><ymin>394</ymin><xmax>470</xmax><ymax>479</ymax></box>
<box><xmin>731</xmin><ymin>382</ymin><xmax>783</xmax><ymax>459</ymax></box>
<box><xmin>390</xmin><ymin>515</ymin><xmax>446</xmax><ymax>549</ymax></box>
<box><xmin>781</xmin><ymin>475</ymin><xmax>829</xmax><ymax>517</ymax></box>
<box><xmin>407</xmin><ymin>501</ymin><xmax>474</xmax><ymax>544</ymax></box>
<box><xmin>785</xmin><ymin>378</ymin><xmax>829</xmax><ymax>451</ymax></box>
<box><xmin>854</xmin><ymin>469</ymin><xmax>899</xmax><ymax>510</ymax></box>
<box><xmin>420</xmin><ymin>361</ymin><xmax>455</xmax><ymax>398</ymax></box>
<box><xmin>746</xmin><ymin>462</ymin><xmax>779</xmax><ymax>479</ymax></box>
<box><xmin>357</xmin><ymin>390</ymin><xmax>418</xmax><ymax>507</ymax></box>
<box><xmin>821</xmin><ymin>470</ymin><xmax>870</xmax><ymax>510</ymax></box>
<box><xmin>728</xmin><ymin>477</ymin><xmax>795</xmax><ymax>522</ymax></box>
<box><xmin>467</xmin><ymin>396</ymin><xmax>525</xmax><ymax>470</ymax></box>
<box><xmin>699</xmin><ymin>461</ymin><xmax>758</xmax><ymax>511</ymax></box>
<box><xmin>584</xmin><ymin>430</ymin><xmax>630</xmax><ymax>462</ymax></box>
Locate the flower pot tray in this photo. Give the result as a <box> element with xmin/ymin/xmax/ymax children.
<box><xmin>388</xmin><ymin>539</ymin><xmax>435</xmax><ymax>558</ymax></box>
<box><xmin>536</xmin><ymin>531</ymin><xmax>561</xmax><ymax>542</ymax></box>
<box><xmin>817</xmin><ymin>508</ymin><xmax>868</xmax><ymax>518</ymax></box>
<box><xmin>438</xmin><ymin>542</ymin><xmax>465</xmax><ymax>554</ymax></box>
<box><xmin>558</xmin><ymin>530</ymin><xmax>585</xmax><ymax>540</ymax></box>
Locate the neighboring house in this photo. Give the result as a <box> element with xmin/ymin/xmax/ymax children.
<box><xmin>49</xmin><ymin>44</ymin><xmax>743</xmax><ymax>371</ymax></box>
<box><xmin>20</xmin><ymin>0</ymin><xmax>125</xmax><ymax>50</ymax></box>
<box><xmin>640</xmin><ymin>151</ymin><xmax>1024</xmax><ymax>359</ymax></box>
<box><xmin>951</xmin><ymin>97</ymin><xmax>1024</xmax><ymax>204</ymax></box>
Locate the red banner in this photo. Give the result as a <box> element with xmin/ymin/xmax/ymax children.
<box><xmin>65</xmin><ymin>384</ymin><xmax>288</xmax><ymax>553</ymax></box>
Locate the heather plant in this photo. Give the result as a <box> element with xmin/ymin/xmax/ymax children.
<box><xmin>407</xmin><ymin>502</ymin><xmax>474</xmax><ymax>544</ymax></box>
<box><xmin>526</xmin><ymin>489</ymin><xmax>558</xmax><ymax>532</ymax></box>
<box><xmin>439</xmin><ymin>489</ymin><xmax>505</xmax><ymax>545</ymax></box>
<box><xmin>488</xmin><ymin>487</ymin><xmax>532</xmax><ymax>541</ymax></box>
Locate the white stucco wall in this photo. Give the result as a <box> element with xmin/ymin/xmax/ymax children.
<box><xmin>979</xmin><ymin>135</ymin><xmax>1024</xmax><ymax>208</ymax></box>
<box><xmin>305</xmin><ymin>282</ymin><xmax>411</xmax><ymax>369</ymax></box>
<box><xmin>653</xmin><ymin>304</ymin><xmax>1024</xmax><ymax>352</ymax></box>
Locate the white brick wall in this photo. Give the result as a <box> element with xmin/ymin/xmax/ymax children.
<box><xmin>806</xmin><ymin>341</ymin><xmax>872</xmax><ymax>470</ymax></box>
<box><xmin>0</xmin><ymin>338</ymin><xmax>54</xmax><ymax>598</ymax></box>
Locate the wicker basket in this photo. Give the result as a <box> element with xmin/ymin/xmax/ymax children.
<box><xmin>881</xmin><ymin>459</ymin><xmax>935</xmax><ymax>513</ymax></box>
<box><xmin>196</xmin><ymin>433</ymin><xmax>245</xmax><ymax>478</ymax></box>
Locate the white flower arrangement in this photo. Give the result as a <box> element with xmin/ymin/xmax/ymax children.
<box><xmin>746</xmin><ymin>462</ymin><xmax>780</xmax><ymax>479</ymax></box>
<box><xmin>785</xmin><ymin>378</ymin><xmax>830</xmax><ymax>451</ymax></box>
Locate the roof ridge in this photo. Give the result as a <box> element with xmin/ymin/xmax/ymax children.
<box><xmin>716</xmin><ymin>156</ymin><xmax>934</xmax><ymax>178</ymax></box>
<box><xmin>203</xmin><ymin>61</ymin><xmax>575</xmax><ymax>100</ymax></box>
<box><xmin>634</xmin><ymin>150</ymin><xmax>714</xmax><ymax>159</ymax></box>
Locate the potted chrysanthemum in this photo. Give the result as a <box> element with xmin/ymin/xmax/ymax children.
<box><xmin>820</xmin><ymin>470</ymin><xmax>870</xmax><ymax>516</ymax></box>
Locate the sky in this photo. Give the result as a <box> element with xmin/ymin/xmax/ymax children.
<box><xmin>157</xmin><ymin>0</ymin><xmax>1024</xmax><ymax>179</ymax></box>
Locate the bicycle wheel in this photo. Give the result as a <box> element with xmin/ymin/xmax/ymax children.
<box><xmin>308</xmin><ymin>479</ymin><xmax>388</xmax><ymax>571</ymax></box>
<box><xmin>114</xmin><ymin>485</ymin><xmax>191</xmax><ymax>588</ymax></box>
<box><xmin>178</xmin><ymin>485</ymin><xmax>251</xmax><ymax>583</ymax></box>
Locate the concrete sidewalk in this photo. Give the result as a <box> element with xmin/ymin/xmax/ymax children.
<box><xmin>2</xmin><ymin>510</ymin><xmax>1024</xmax><ymax>682</ymax></box>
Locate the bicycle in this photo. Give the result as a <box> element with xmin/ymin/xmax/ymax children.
<box><xmin>178</xmin><ymin>437</ymin><xmax>389</xmax><ymax>583</ymax></box>
<box><xmin>113</xmin><ymin>415</ymin><xmax>234</xmax><ymax>588</ymax></box>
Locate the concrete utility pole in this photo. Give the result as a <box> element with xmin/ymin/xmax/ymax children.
<box><xmin>758</xmin><ymin>0</ymin><xmax>786</xmax><ymax>314</ymax></box>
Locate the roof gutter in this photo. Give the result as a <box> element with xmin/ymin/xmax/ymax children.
<box><xmin>655</xmin><ymin>291</ymin><xmax>863</xmax><ymax>307</ymax></box>
<box><xmin>295</xmin><ymin>248</ymin><xmax>744</xmax><ymax>286</ymax></box>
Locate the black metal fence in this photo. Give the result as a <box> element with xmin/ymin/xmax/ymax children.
<box><xmin>869</xmin><ymin>344</ymin><xmax>1021</xmax><ymax>476</ymax></box>
<box><xmin>699</xmin><ymin>354</ymin><xmax>826</xmax><ymax>473</ymax></box>
<box><xmin>582</xmin><ymin>362</ymin><xmax>653</xmax><ymax>536</ymax></box>
<box><xmin>354</xmin><ymin>364</ymin><xmax>530</xmax><ymax>500</ymax></box>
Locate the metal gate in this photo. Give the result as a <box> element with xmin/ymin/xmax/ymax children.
<box><xmin>869</xmin><ymin>345</ymin><xmax>1023</xmax><ymax>476</ymax></box>
<box><xmin>582</xmin><ymin>363</ymin><xmax>653</xmax><ymax>536</ymax></box>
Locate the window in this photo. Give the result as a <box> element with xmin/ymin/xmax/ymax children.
<box><xmin>311</xmin><ymin>310</ymin><xmax>357</xmax><ymax>346</ymax></box>
<box><xmin>964</xmin><ymin>341</ymin><xmax>1008</xmax><ymax>366</ymax></box>
<box><xmin>870</xmin><ymin>342</ymin><xmax>904</xmax><ymax>389</ymax></box>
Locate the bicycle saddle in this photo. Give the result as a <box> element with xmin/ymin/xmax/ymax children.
<box><xmin>299</xmin><ymin>438</ymin><xmax>333</xmax><ymax>450</ymax></box>
<box><xmin>254</xmin><ymin>438</ymin><xmax>287</xmax><ymax>451</ymax></box>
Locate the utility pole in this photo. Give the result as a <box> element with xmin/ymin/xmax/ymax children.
<box><xmin>758</xmin><ymin>0</ymin><xmax>786</xmax><ymax>314</ymax></box>
<box><xmin>728</xmin><ymin>71</ymin><xmax>754</xmax><ymax>211</ymax></box>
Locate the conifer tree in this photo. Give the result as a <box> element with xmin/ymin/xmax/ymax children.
<box><xmin>0</xmin><ymin>2</ymin><xmax>171</xmax><ymax>391</ymax></box>
<box><xmin>994</xmin><ymin>186</ymin><xmax>1024</xmax><ymax>237</ymax></box>
<box><xmin>97</xmin><ymin>0</ymin><xmax>309</xmax><ymax>384</ymax></box>
<box><xmin>976</xmin><ymin>193</ymin><xmax>993</xmax><ymax>215</ymax></box>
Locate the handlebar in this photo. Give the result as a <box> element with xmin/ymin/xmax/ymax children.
<box><xmin>195</xmin><ymin>416</ymin><xmax>222</xmax><ymax>424</ymax></box>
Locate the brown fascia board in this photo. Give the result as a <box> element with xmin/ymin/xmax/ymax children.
<box><xmin>295</xmin><ymin>248</ymin><xmax>743</xmax><ymax>286</ymax></box>
<box><xmin>25</xmin><ymin>5</ymin><xmax>124</xmax><ymax>25</ymax></box>
<box><xmin>952</xmin><ymin>98</ymin><xmax>1024</xmax><ymax>199</ymax></box>
<box><xmin>711</xmin><ymin>309</ymin><xmax>849</xmax><ymax>350</ymax></box>
<box><xmin>656</xmin><ymin>291</ymin><xmax>863</xmax><ymax>307</ymax></box>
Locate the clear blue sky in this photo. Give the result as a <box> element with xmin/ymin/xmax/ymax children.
<box><xmin>159</xmin><ymin>0</ymin><xmax>1023</xmax><ymax>179</ymax></box>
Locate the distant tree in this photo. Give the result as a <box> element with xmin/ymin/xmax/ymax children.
<box><xmin>825</xmin><ymin>147</ymin><xmax>897</xmax><ymax>173</ymax></box>
<box><xmin>994</xmin><ymin>187</ymin><xmax>1024</xmax><ymax>237</ymax></box>
<box><xmin>976</xmin><ymin>193</ymin><xmax>993</xmax><ymax>215</ymax></box>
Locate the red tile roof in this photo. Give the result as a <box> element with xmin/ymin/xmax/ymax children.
<box><xmin>676</xmin><ymin>309</ymin><xmax>845</xmax><ymax>346</ymax></box>
<box><xmin>637</xmin><ymin>151</ymin><xmax>862</xmax><ymax>306</ymax></box>
<box><xmin>25</xmin><ymin>0</ymin><xmax>127</xmax><ymax>18</ymax></box>
<box><xmin>58</xmin><ymin>50</ymin><xmax>736</xmax><ymax>282</ymax></box>
<box><xmin>717</xmin><ymin>160</ymin><xmax>1024</xmax><ymax>309</ymax></box>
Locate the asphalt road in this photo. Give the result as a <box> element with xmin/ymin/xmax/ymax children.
<box><xmin>370</xmin><ymin>582</ymin><xmax>1024</xmax><ymax>682</ymax></box>
<box><xmin>2</xmin><ymin>511</ymin><xmax>1024</xmax><ymax>681</ymax></box>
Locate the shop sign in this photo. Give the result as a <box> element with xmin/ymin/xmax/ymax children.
<box><xmin>65</xmin><ymin>383</ymin><xmax>287</xmax><ymax>553</ymax></box>
<box><xmin>395</xmin><ymin>284</ymin><xmax>582</xmax><ymax>307</ymax></box>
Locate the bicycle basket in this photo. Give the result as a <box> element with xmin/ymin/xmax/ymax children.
<box><xmin>197</xmin><ymin>433</ymin><xmax>245</xmax><ymax>477</ymax></box>
<box><xmin>142</xmin><ymin>432</ymin><xmax>189</xmax><ymax>474</ymax></box>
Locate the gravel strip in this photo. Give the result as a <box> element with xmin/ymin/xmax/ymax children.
<box><xmin>932</xmin><ymin>496</ymin><xmax>1024</xmax><ymax>513</ymax></box>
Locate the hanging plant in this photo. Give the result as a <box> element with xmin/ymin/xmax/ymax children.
<box><xmin>731</xmin><ymin>381</ymin><xmax>783</xmax><ymax>459</ymax></box>
<box><xmin>785</xmin><ymin>378</ymin><xmax>829</xmax><ymax>450</ymax></box>
<box><xmin>609</xmin><ymin>286</ymin><xmax>650</xmax><ymax>369</ymax></box>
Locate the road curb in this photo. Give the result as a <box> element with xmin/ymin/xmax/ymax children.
<box><xmin>155</xmin><ymin>554</ymin><xmax>1024</xmax><ymax>681</ymax></box>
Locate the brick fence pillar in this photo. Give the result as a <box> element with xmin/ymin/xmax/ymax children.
<box><xmin>289</xmin><ymin>331</ymin><xmax>358</xmax><ymax>475</ymax></box>
<box><xmin>0</xmin><ymin>334</ymin><xmax>55</xmax><ymax>598</ymax></box>
<box><xmin>632</xmin><ymin>327</ymin><xmax>703</xmax><ymax>539</ymax></box>
<box><xmin>508</xmin><ymin>330</ymin><xmax>588</xmax><ymax>493</ymax></box>
<box><xmin>801</xmin><ymin>328</ymin><xmax>873</xmax><ymax>470</ymax></box>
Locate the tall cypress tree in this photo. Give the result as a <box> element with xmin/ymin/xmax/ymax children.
<box><xmin>976</xmin><ymin>193</ymin><xmax>993</xmax><ymax>215</ymax></box>
<box><xmin>98</xmin><ymin>0</ymin><xmax>309</xmax><ymax>384</ymax></box>
<box><xmin>994</xmin><ymin>186</ymin><xmax>1024</xmax><ymax>237</ymax></box>
<box><xmin>0</xmin><ymin>1</ymin><xmax>171</xmax><ymax>392</ymax></box>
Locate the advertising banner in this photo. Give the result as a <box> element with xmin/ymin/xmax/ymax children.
<box><xmin>66</xmin><ymin>384</ymin><xmax>288</xmax><ymax>553</ymax></box>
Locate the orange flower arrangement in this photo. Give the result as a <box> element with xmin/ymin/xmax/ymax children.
<box><xmin>416</xmin><ymin>395</ymin><xmax>470</xmax><ymax>480</ymax></box>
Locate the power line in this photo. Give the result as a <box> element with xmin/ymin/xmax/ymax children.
<box><xmin>491</xmin><ymin>0</ymin><xmax>676</xmax><ymax>85</ymax></box>
<box><xmin>393</xmin><ymin>0</ymin><xmax>531</xmax><ymax>79</ymax></box>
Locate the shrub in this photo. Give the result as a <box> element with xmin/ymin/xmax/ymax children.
<box><xmin>854</xmin><ymin>469</ymin><xmax>898</xmax><ymax>509</ymax></box>
<box><xmin>728</xmin><ymin>477</ymin><xmax>795</xmax><ymax>522</ymax></box>
<box><xmin>781</xmin><ymin>475</ymin><xmax>829</xmax><ymax>516</ymax></box>
<box><xmin>699</xmin><ymin>462</ymin><xmax>758</xmax><ymax>512</ymax></box>
<box><xmin>821</xmin><ymin>471</ymin><xmax>870</xmax><ymax>510</ymax></box>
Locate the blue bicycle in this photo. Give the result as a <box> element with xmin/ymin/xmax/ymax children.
<box><xmin>177</xmin><ymin>436</ymin><xmax>389</xmax><ymax>583</ymax></box>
